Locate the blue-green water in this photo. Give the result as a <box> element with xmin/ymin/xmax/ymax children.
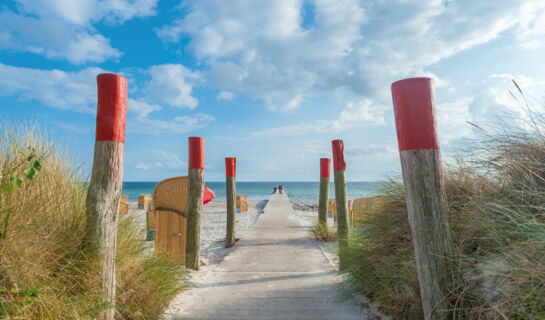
<box><xmin>122</xmin><ymin>181</ymin><xmax>381</xmax><ymax>204</ymax></box>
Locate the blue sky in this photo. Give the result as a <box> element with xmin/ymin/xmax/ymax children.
<box><xmin>1</xmin><ymin>0</ymin><xmax>545</xmax><ymax>182</ymax></box>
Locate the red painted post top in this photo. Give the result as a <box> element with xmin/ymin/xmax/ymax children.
<box><xmin>332</xmin><ymin>140</ymin><xmax>346</xmax><ymax>171</ymax></box>
<box><xmin>96</xmin><ymin>73</ymin><xmax>127</xmax><ymax>142</ymax></box>
<box><xmin>320</xmin><ymin>158</ymin><xmax>331</xmax><ymax>178</ymax></box>
<box><xmin>391</xmin><ymin>77</ymin><xmax>439</xmax><ymax>151</ymax></box>
<box><xmin>225</xmin><ymin>157</ymin><xmax>236</xmax><ymax>177</ymax></box>
<box><xmin>188</xmin><ymin>137</ymin><xmax>205</xmax><ymax>169</ymax></box>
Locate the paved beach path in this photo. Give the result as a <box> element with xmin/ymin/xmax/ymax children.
<box><xmin>165</xmin><ymin>193</ymin><xmax>366</xmax><ymax>320</ymax></box>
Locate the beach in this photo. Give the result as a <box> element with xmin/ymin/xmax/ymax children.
<box><xmin>127</xmin><ymin>199</ymin><xmax>267</xmax><ymax>265</ymax></box>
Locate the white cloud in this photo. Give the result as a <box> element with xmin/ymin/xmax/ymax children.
<box><xmin>0</xmin><ymin>10</ymin><xmax>122</xmax><ymax>64</ymax></box>
<box><xmin>145</xmin><ymin>64</ymin><xmax>200</xmax><ymax>109</ymax></box>
<box><xmin>0</xmin><ymin>63</ymin><xmax>214</xmax><ymax>135</ymax></box>
<box><xmin>66</xmin><ymin>33</ymin><xmax>122</xmax><ymax>64</ymax></box>
<box><xmin>345</xmin><ymin>144</ymin><xmax>396</xmax><ymax>157</ymax></box>
<box><xmin>0</xmin><ymin>63</ymin><xmax>103</xmax><ymax>113</ymax></box>
<box><xmin>127</xmin><ymin>113</ymin><xmax>214</xmax><ymax>135</ymax></box>
<box><xmin>436</xmin><ymin>97</ymin><xmax>475</xmax><ymax>145</ymax></box>
<box><xmin>432</xmin><ymin>74</ymin><xmax>545</xmax><ymax>147</ymax></box>
<box><xmin>217</xmin><ymin>90</ymin><xmax>236</xmax><ymax>101</ymax></box>
<box><xmin>158</xmin><ymin>0</ymin><xmax>545</xmax><ymax>111</ymax></box>
<box><xmin>134</xmin><ymin>151</ymin><xmax>187</xmax><ymax>171</ymax></box>
<box><xmin>14</xmin><ymin>0</ymin><xmax>158</xmax><ymax>26</ymax></box>
<box><xmin>128</xmin><ymin>99</ymin><xmax>162</xmax><ymax>119</ymax></box>
<box><xmin>135</xmin><ymin>162</ymin><xmax>151</xmax><ymax>170</ymax></box>
<box><xmin>472</xmin><ymin>74</ymin><xmax>545</xmax><ymax>127</ymax></box>
<box><xmin>0</xmin><ymin>0</ymin><xmax>157</xmax><ymax>63</ymax></box>
<box><xmin>252</xmin><ymin>99</ymin><xmax>386</xmax><ymax>136</ymax></box>
<box><xmin>174</xmin><ymin>113</ymin><xmax>214</xmax><ymax>127</ymax></box>
<box><xmin>515</xmin><ymin>2</ymin><xmax>545</xmax><ymax>50</ymax></box>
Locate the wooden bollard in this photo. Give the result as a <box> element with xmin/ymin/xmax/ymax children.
<box><xmin>392</xmin><ymin>77</ymin><xmax>453</xmax><ymax>320</ymax></box>
<box><xmin>332</xmin><ymin>139</ymin><xmax>349</xmax><ymax>269</ymax></box>
<box><xmin>318</xmin><ymin>158</ymin><xmax>330</xmax><ymax>224</ymax></box>
<box><xmin>332</xmin><ymin>140</ymin><xmax>349</xmax><ymax>240</ymax></box>
<box><xmin>225</xmin><ymin>157</ymin><xmax>236</xmax><ymax>248</ymax></box>
<box><xmin>85</xmin><ymin>73</ymin><xmax>127</xmax><ymax>320</ymax></box>
<box><xmin>185</xmin><ymin>137</ymin><xmax>205</xmax><ymax>270</ymax></box>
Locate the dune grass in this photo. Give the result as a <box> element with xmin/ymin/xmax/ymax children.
<box><xmin>309</xmin><ymin>220</ymin><xmax>338</xmax><ymax>242</ymax></box>
<box><xmin>342</xmin><ymin>105</ymin><xmax>545</xmax><ymax>319</ymax></box>
<box><xmin>0</xmin><ymin>125</ymin><xmax>186</xmax><ymax>319</ymax></box>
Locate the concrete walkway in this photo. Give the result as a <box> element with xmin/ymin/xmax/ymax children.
<box><xmin>166</xmin><ymin>193</ymin><xmax>366</xmax><ymax>320</ymax></box>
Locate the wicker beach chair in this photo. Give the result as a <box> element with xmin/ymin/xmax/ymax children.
<box><xmin>328</xmin><ymin>199</ymin><xmax>336</xmax><ymax>220</ymax></box>
<box><xmin>119</xmin><ymin>196</ymin><xmax>129</xmax><ymax>215</ymax></box>
<box><xmin>138</xmin><ymin>194</ymin><xmax>151</xmax><ymax>209</ymax></box>
<box><xmin>236</xmin><ymin>194</ymin><xmax>248</xmax><ymax>212</ymax></box>
<box><xmin>150</xmin><ymin>176</ymin><xmax>216</xmax><ymax>264</ymax></box>
<box><xmin>347</xmin><ymin>199</ymin><xmax>355</xmax><ymax>224</ymax></box>
<box><xmin>352</xmin><ymin>196</ymin><xmax>382</xmax><ymax>226</ymax></box>
<box><xmin>151</xmin><ymin>176</ymin><xmax>189</xmax><ymax>265</ymax></box>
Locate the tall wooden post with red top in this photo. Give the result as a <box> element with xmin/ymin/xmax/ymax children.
<box><xmin>185</xmin><ymin>137</ymin><xmax>205</xmax><ymax>270</ymax></box>
<box><xmin>332</xmin><ymin>140</ymin><xmax>349</xmax><ymax>269</ymax></box>
<box><xmin>225</xmin><ymin>157</ymin><xmax>236</xmax><ymax>248</ymax></box>
<box><xmin>318</xmin><ymin>158</ymin><xmax>331</xmax><ymax>224</ymax></box>
<box><xmin>392</xmin><ymin>77</ymin><xmax>453</xmax><ymax>320</ymax></box>
<box><xmin>86</xmin><ymin>73</ymin><xmax>127</xmax><ymax>320</ymax></box>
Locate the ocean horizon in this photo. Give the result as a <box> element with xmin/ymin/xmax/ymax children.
<box><xmin>122</xmin><ymin>181</ymin><xmax>382</xmax><ymax>204</ymax></box>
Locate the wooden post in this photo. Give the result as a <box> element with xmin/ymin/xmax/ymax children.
<box><xmin>85</xmin><ymin>73</ymin><xmax>127</xmax><ymax>320</ymax></box>
<box><xmin>318</xmin><ymin>158</ymin><xmax>330</xmax><ymax>224</ymax></box>
<box><xmin>225</xmin><ymin>157</ymin><xmax>236</xmax><ymax>248</ymax></box>
<box><xmin>185</xmin><ymin>137</ymin><xmax>205</xmax><ymax>270</ymax></box>
<box><xmin>392</xmin><ymin>77</ymin><xmax>453</xmax><ymax>320</ymax></box>
<box><xmin>332</xmin><ymin>139</ymin><xmax>349</xmax><ymax>270</ymax></box>
<box><xmin>332</xmin><ymin>140</ymin><xmax>349</xmax><ymax>240</ymax></box>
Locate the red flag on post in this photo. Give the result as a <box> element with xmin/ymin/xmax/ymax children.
<box><xmin>203</xmin><ymin>185</ymin><xmax>215</xmax><ymax>205</ymax></box>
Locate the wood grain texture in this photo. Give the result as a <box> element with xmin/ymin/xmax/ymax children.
<box><xmin>225</xmin><ymin>176</ymin><xmax>236</xmax><ymax>248</ymax></box>
<box><xmin>85</xmin><ymin>141</ymin><xmax>124</xmax><ymax>320</ymax></box>
<box><xmin>155</xmin><ymin>210</ymin><xmax>187</xmax><ymax>265</ymax></box>
<box><xmin>334</xmin><ymin>170</ymin><xmax>349</xmax><ymax>240</ymax></box>
<box><xmin>185</xmin><ymin>168</ymin><xmax>204</xmax><ymax>270</ymax></box>
<box><xmin>318</xmin><ymin>177</ymin><xmax>329</xmax><ymax>224</ymax></box>
<box><xmin>333</xmin><ymin>170</ymin><xmax>350</xmax><ymax>270</ymax></box>
<box><xmin>400</xmin><ymin>148</ymin><xmax>453</xmax><ymax>320</ymax></box>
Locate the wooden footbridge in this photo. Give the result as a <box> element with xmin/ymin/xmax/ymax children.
<box><xmin>164</xmin><ymin>192</ymin><xmax>366</xmax><ymax>320</ymax></box>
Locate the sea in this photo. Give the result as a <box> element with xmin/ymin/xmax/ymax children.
<box><xmin>122</xmin><ymin>181</ymin><xmax>381</xmax><ymax>204</ymax></box>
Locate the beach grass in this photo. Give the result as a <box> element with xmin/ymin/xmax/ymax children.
<box><xmin>341</xmin><ymin>111</ymin><xmax>545</xmax><ymax>319</ymax></box>
<box><xmin>309</xmin><ymin>220</ymin><xmax>338</xmax><ymax>242</ymax></box>
<box><xmin>0</xmin><ymin>125</ymin><xmax>186</xmax><ymax>319</ymax></box>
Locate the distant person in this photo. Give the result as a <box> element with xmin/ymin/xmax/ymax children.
<box><xmin>273</xmin><ymin>187</ymin><xmax>277</xmax><ymax>194</ymax></box>
<box><xmin>279</xmin><ymin>185</ymin><xmax>284</xmax><ymax>194</ymax></box>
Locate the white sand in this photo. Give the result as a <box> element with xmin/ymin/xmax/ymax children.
<box><xmin>126</xmin><ymin>199</ymin><xmax>267</xmax><ymax>265</ymax></box>
<box><xmin>195</xmin><ymin>199</ymin><xmax>267</xmax><ymax>265</ymax></box>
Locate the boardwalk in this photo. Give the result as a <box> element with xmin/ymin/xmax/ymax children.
<box><xmin>166</xmin><ymin>193</ymin><xmax>366</xmax><ymax>320</ymax></box>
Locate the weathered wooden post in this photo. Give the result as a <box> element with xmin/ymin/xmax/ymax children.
<box><xmin>185</xmin><ymin>137</ymin><xmax>205</xmax><ymax>270</ymax></box>
<box><xmin>318</xmin><ymin>158</ymin><xmax>331</xmax><ymax>224</ymax></box>
<box><xmin>332</xmin><ymin>140</ymin><xmax>349</xmax><ymax>239</ymax></box>
<box><xmin>332</xmin><ymin>139</ymin><xmax>349</xmax><ymax>269</ymax></box>
<box><xmin>225</xmin><ymin>157</ymin><xmax>236</xmax><ymax>248</ymax></box>
<box><xmin>391</xmin><ymin>77</ymin><xmax>453</xmax><ymax>320</ymax></box>
<box><xmin>85</xmin><ymin>73</ymin><xmax>127</xmax><ymax>320</ymax></box>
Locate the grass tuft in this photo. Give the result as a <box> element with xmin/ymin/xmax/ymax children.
<box><xmin>0</xmin><ymin>125</ymin><xmax>186</xmax><ymax>319</ymax></box>
<box><xmin>309</xmin><ymin>220</ymin><xmax>338</xmax><ymax>242</ymax></box>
